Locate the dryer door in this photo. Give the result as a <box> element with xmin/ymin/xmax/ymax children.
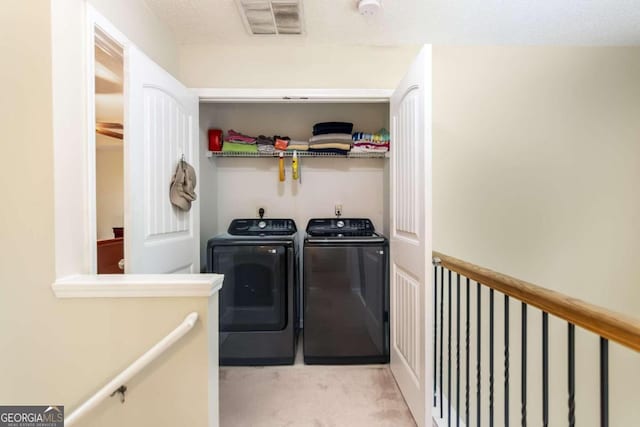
<box><xmin>213</xmin><ymin>245</ymin><xmax>287</xmax><ymax>331</ymax></box>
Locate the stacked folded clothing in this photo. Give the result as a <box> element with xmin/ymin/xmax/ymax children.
<box><xmin>256</xmin><ymin>135</ymin><xmax>275</xmax><ymax>154</ymax></box>
<box><xmin>312</xmin><ymin>121</ymin><xmax>353</xmax><ymax>136</ymax></box>
<box><xmin>309</xmin><ymin>121</ymin><xmax>354</xmax><ymax>154</ymax></box>
<box><xmin>309</xmin><ymin>133</ymin><xmax>353</xmax><ymax>153</ymax></box>
<box><xmin>286</xmin><ymin>140</ymin><xmax>309</xmax><ymax>151</ymax></box>
<box><xmin>223</xmin><ymin>129</ymin><xmax>258</xmax><ymax>153</ymax></box>
<box><xmin>351</xmin><ymin>128</ymin><xmax>390</xmax><ymax>153</ymax></box>
<box><xmin>226</xmin><ymin>129</ymin><xmax>256</xmax><ymax>144</ymax></box>
<box><xmin>222</xmin><ymin>141</ymin><xmax>258</xmax><ymax>153</ymax></box>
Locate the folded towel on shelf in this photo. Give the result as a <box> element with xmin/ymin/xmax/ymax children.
<box><xmin>309</xmin><ymin>142</ymin><xmax>352</xmax><ymax>151</ymax></box>
<box><xmin>286</xmin><ymin>141</ymin><xmax>309</xmax><ymax>151</ymax></box>
<box><xmin>351</xmin><ymin>128</ymin><xmax>390</xmax><ymax>153</ymax></box>
<box><xmin>351</xmin><ymin>143</ymin><xmax>389</xmax><ymax>153</ymax></box>
<box><xmin>257</xmin><ymin>144</ymin><xmax>276</xmax><ymax>154</ymax></box>
<box><xmin>352</xmin><ymin>128</ymin><xmax>391</xmax><ymax>144</ymax></box>
<box><xmin>353</xmin><ymin>141</ymin><xmax>390</xmax><ymax>149</ymax></box>
<box><xmin>222</xmin><ymin>141</ymin><xmax>259</xmax><ymax>153</ymax></box>
<box><xmin>352</xmin><ymin>135</ymin><xmax>389</xmax><ymax>145</ymax></box>
<box><xmin>312</xmin><ymin>122</ymin><xmax>353</xmax><ymax>136</ymax></box>
<box><xmin>227</xmin><ymin>129</ymin><xmax>256</xmax><ymax>144</ymax></box>
<box><xmin>309</xmin><ymin>133</ymin><xmax>354</xmax><ymax>143</ymax></box>
<box><xmin>309</xmin><ymin>147</ymin><xmax>351</xmax><ymax>155</ymax></box>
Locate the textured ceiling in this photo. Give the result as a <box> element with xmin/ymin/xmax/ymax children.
<box><xmin>144</xmin><ymin>0</ymin><xmax>640</xmax><ymax>46</ymax></box>
<box><xmin>95</xmin><ymin>46</ymin><xmax>123</xmax><ymax>94</ymax></box>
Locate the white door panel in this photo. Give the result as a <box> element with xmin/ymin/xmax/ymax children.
<box><xmin>389</xmin><ymin>45</ymin><xmax>432</xmax><ymax>427</ymax></box>
<box><xmin>125</xmin><ymin>46</ymin><xmax>200</xmax><ymax>273</ymax></box>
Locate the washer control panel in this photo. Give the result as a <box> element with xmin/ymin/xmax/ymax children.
<box><xmin>306</xmin><ymin>218</ymin><xmax>375</xmax><ymax>237</ymax></box>
<box><xmin>228</xmin><ymin>219</ymin><xmax>297</xmax><ymax>236</ymax></box>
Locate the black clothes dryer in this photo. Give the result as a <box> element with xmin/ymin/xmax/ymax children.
<box><xmin>207</xmin><ymin>218</ymin><xmax>298</xmax><ymax>365</ymax></box>
<box><xmin>303</xmin><ymin>218</ymin><xmax>389</xmax><ymax>364</ymax></box>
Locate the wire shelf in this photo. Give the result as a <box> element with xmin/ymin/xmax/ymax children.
<box><xmin>206</xmin><ymin>151</ymin><xmax>388</xmax><ymax>159</ymax></box>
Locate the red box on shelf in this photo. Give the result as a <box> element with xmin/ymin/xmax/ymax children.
<box><xmin>208</xmin><ymin>129</ymin><xmax>223</xmax><ymax>151</ymax></box>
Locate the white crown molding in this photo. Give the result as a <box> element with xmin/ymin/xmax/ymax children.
<box><xmin>52</xmin><ymin>274</ymin><xmax>223</xmax><ymax>298</ymax></box>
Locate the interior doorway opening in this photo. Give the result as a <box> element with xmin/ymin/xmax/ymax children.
<box><xmin>94</xmin><ymin>27</ymin><xmax>125</xmax><ymax>274</ymax></box>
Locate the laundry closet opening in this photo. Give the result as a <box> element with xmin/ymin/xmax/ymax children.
<box><xmin>198</xmin><ymin>101</ymin><xmax>391</xmax><ymax>267</ymax></box>
<box><xmin>197</xmin><ymin>96</ymin><xmax>426</xmax><ymax>424</ymax></box>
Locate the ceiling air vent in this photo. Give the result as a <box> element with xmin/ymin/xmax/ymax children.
<box><xmin>237</xmin><ymin>0</ymin><xmax>304</xmax><ymax>36</ymax></box>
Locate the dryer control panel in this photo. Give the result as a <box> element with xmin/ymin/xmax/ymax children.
<box><xmin>228</xmin><ymin>219</ymin><xmax>297</xmax><ymax>236</ymax></box>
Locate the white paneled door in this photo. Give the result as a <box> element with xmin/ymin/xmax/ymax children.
<box><xmin>389</xmin><ymin>46</ymin><xmax>432</xmax><ymax>427</ymax></box>
<box><xmin>125</xmin><ymin>46</ymin><xmax>200</xmax><ymax>273</ymax></box>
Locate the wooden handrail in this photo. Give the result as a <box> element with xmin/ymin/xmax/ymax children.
<box><xmin>433</xmin><ymin>251</ymin><xmax>640</xmax><ymax>352</ymax></box>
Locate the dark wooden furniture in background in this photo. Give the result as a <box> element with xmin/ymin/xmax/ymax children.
<box><xmin>97</xmin><ymin>237</ymin><xmax>124</xmax><ymax>274</ymax></box>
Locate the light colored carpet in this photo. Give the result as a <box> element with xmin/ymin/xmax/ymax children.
<box><xmin>220</xmin><ymin>365</ymin><xmax>417</xmax><ymax>427</ymax></box>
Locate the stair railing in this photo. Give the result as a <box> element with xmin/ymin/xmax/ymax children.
<box><xmin>432</xmin><ymin>252</ymin><xmax>640</xmax><ymax>427</ymax></box>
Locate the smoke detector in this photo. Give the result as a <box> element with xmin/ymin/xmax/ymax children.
<box><xmin>358</xmin><ymin>0</ymin><xmax>381</xmax><ymax>16</ymax></box>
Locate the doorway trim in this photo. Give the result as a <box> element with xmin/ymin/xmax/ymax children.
<box><xmin>51</xmin><ymin>3</ymin><xmax>130</xmax><ymax>278</ymax></box>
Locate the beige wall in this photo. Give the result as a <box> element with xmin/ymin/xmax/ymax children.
<box><xmin>0</xmin><ymin>3</ymin><xmax>215</xmax><ymax>426</ymax></box>
<box><xmin>179</xmin><ymin>42</ymin><xmax>420</xmax><ymax>88</ymax></box>
<box><xmin>89</xmin><ymin>0</ymin><xmax>179</xmax><ymax>77</ymax></box>
<box><xmin>96</xmin><ymin>143</ymin><xmax>124</xmax><ymax>240</ymax></box>
<box><xmin>433</xmin><ymin>46</ymin><xmax>640</xmax><ymax>427</ymax></box>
